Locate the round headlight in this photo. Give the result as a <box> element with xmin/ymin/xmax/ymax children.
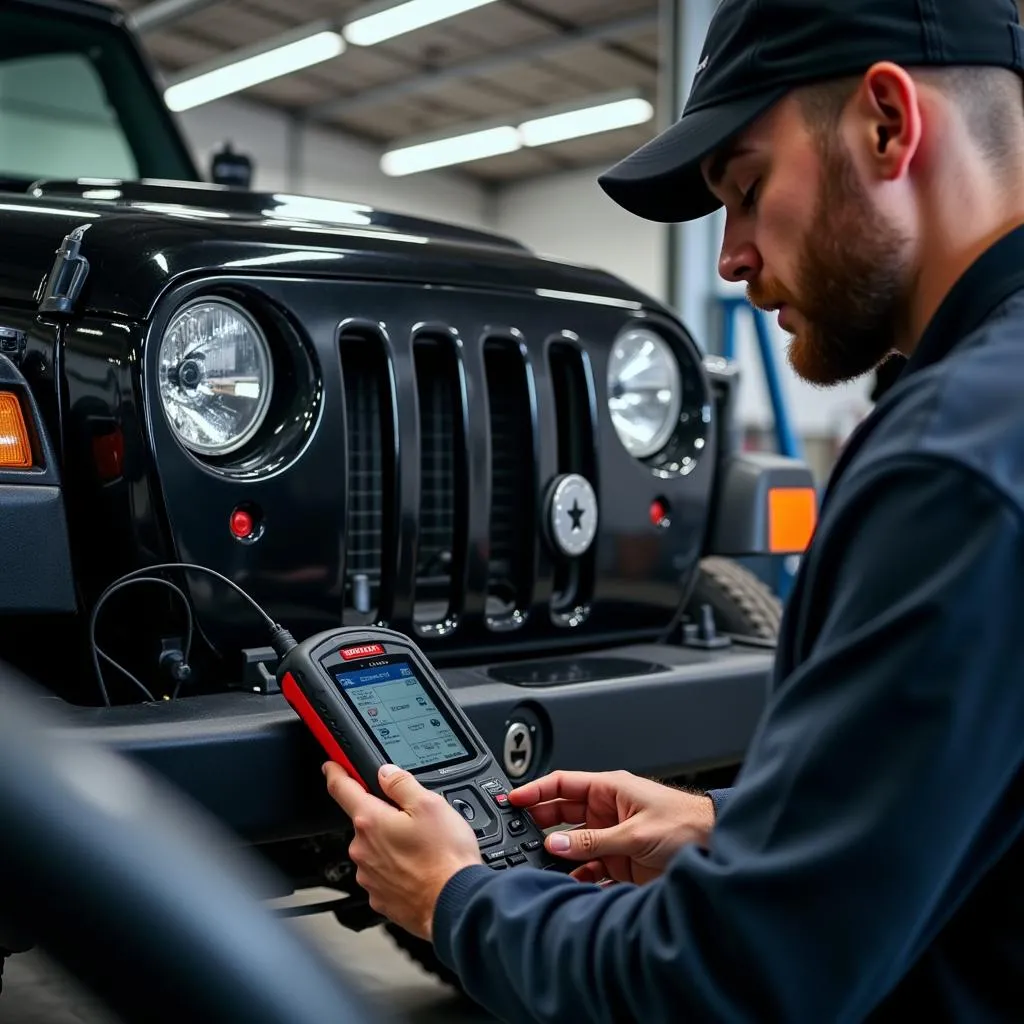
<box><xmin>608</xmin><ymin>328</ymin><xmax>682</xmax><ymax>459</ymax></box>
<box><xmin>158</xmin><ymin>298</ymin><xmax>274</xmax><ymax>456</ymax></box>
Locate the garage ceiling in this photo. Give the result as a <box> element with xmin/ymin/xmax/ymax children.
<box><xmin>112</xmin><ymin>0</ymin><xmax>662</xmax><ymax>183</ymax></box>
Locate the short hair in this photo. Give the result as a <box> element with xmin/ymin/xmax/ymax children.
<box><xmin>795</xmin><ymin>66</ymin><xmax>1024</xmax><ymax>173</ymax></box>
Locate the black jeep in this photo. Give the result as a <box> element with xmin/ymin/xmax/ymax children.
<box><xmin>0</xmin><ymin>0</ymin><xmax>815</xmax><ymax>986</ymax></box>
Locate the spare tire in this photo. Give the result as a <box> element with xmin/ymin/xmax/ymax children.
<box><xmin>687</xmin><ymin>557</ymin><xmax>783</xmax><ymax>641</ymax></box>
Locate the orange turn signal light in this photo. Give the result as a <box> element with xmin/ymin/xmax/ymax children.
<box><xmin>768</xmin><ymin>487</ymin><xmax>817</xmax><ymax>554</ymax></box>
<box><xmin>0</xmin><ymin>391</ymin><xmax>32</xmax><ymax>468</ymax></box>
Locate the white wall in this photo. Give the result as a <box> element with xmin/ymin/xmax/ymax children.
<box><xmin>495</xmin><ymin>166</ymin><xmax>666</xmax><ymax>302</ymax></box>
<box><xmin>173</xmin><ymin>97</ymin><xmax>491</xmax><ymax>232</ymax></box>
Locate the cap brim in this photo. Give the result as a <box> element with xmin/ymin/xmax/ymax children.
<box><xmin>598</xmin><ymin>88</ymin><xmax>788</xmax><ymax>223</ymax></box>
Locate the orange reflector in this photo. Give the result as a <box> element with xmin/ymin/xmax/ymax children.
<box><xmin>0</xmin><ymin>391</ymin><xmax>32</xmax><ymax>468</ymax></box>
<box><xmin>768</xmin><ymin>487</ymin><xmax>817</xmax><ymax>553</ymax></box>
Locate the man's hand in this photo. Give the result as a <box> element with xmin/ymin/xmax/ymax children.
<box><xmin>509</xmin><ymin>770</ymin><xmax>715</xmax><ymax>885</ymax></box>
<box><xmin>323</xmin><ymin>762</ymin><xmax>483</xmax><ymax>941</ymax></box>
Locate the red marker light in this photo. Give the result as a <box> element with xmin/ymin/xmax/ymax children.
<box><xmin>230</xmin><ymin>508</ymin><xmax>254</xmax><ymax>539</ymax></box>
<box><xmin>92</xmin><ymin>428</ymin><xmax>124</xmax><ymax>482</ymax></box>
<box><xmin>650</xmin><ymin>498</ymin><xmax>670</xmax><ymax>528</ymax></box>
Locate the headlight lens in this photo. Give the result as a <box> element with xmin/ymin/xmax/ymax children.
<box><xmin>158</xmin><ymin>298</ymin><xmax>273</xmax><ymax>456</ymax></box>
<box><xmin>608</xmin><ymin>327</ymin><xmax>682</xmax><ymax>459</ymax></box>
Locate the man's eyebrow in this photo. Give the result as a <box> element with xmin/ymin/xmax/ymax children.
<box><xmin>707</xmin><ymin>143</ymin><xmax>754</xmax><ymax>187</ymax></box>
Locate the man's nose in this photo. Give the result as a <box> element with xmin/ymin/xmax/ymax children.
<box><xmin>718</xmin><ymin>238</ymin><xmax>762</xmax><ymax>285</ymax></box>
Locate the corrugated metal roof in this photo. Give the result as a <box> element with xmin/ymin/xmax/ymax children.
<box><xmin>120</xmin><ymin>0</ymin><xmax>1024</xmax><ymax>183</ymax></box>
<box><xmin>114</xmin><ymin>0</ymin><xmax>661</xmax><ymax>182</ymax></box>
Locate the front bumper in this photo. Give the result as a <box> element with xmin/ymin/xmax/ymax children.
<box><xmin>50</xmin><ymin>642</ymin><xmax>773</xmax><ymax>844</ymax></box>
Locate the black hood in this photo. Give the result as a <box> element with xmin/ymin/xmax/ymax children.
<box><xmin>32</xmin><ymin>179</ymin><xmax>528</xmax><ymax>252</ymax></box>
<box><xmin>0</xmin><ymin>179</ymin><xmax>657</xmax><ymax>320</ymax></box>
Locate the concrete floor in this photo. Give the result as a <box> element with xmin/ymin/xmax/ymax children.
<box><xmin>0</xmin><ymin>889</ymin><xmax>497</xmax><ymax>1023</ymax></box>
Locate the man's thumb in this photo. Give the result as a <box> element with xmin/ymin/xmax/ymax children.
<box><xmin>546</xmin><ymin>823</ymin><xmax>630</xmax><ymax>861</ymax></box>
<box><xmin>378</xmin><ymin>763</ymin><xmax>423</xmax><ymax>809</ymax></box>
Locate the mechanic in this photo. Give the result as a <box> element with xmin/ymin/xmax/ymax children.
<box><xmin>323</xmin><ymin>0</ymin><xmax>1024</xmax><ymax>1020</ymax></box>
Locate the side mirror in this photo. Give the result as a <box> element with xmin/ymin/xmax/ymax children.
<box><xmin>210</xmin><ymin>141</ymin><xmax>254</xmax><ymax>190</ymax></box>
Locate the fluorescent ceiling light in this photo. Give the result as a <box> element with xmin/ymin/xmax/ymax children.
<box><xmin>382</xmin><ymin>125</ymin><xmax>521</xmax><ymax>177</ymax></box>
<box><xmin>344</xmin><ymin>0</ymin><xmax>498</xmax><ymax>46</ymax></box>
<box><xmin>520</xmin><ymin>96</ymin><xmax>654</xmax><ymax>147</ymax></box>
<box><xmin>165</xmin><ymin>29</ymin><xmax>345</xmax><ymax>112</ymax></box>
<box><xmin>380</xmin><ymin>92</ymin><xmax>655</xmax><ymax>176</ymax></box>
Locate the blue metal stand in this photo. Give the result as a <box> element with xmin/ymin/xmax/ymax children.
<box><xmin>717</xmin><ymin>296</ymin><xmax>806</xmax><ymax>601</ymax></box>
<box><xmin>718</xmin><ymin>295</ymin><xmax>803</xmax><ymax>460</ymax></box>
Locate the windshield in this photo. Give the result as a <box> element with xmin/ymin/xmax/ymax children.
<box><xmin>0</xmin><ymin>4</ymin><xmax>198</xmax><ymax>185</ymax></box>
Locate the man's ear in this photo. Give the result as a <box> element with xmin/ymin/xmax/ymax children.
<box><xmin>854</xmin><ymin>62</ymin><xmax>922</xmax><ymax>182</ymax></box>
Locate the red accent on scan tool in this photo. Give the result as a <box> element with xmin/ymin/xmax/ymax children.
<box><xmin>280</xmin><ymin>672</ymin><xmax>368</xmax><ymax>792</ymax></box>
<box><xmin>340</xmin><ymin>643</ymin><xmax>385</xmax><ymax>660</ymax></box>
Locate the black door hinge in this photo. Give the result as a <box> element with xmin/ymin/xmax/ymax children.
<box><xmin>38</xmin><ymin>224</ymin><xmax>91</xmax><ymax>315</ymax></box>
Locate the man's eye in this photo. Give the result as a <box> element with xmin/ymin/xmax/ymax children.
<box><xmin>741</xmin><ymin>180</ymin><xmax>761</xmax><ymax>210</ymax></box>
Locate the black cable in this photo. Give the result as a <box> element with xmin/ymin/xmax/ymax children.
<box><xmin>89</xmin><ymin>562</ymin><xmax>297</xmax><ymax>707</ymax></box>
<box><xmin>90</xmin><ymin>577</ymin><xmax>193</xmax><ymax>706</ymax></box>
<box><xmin>99</xmin><ymin>562</ymin><xmax>278</xmax><ymax>629</ymax></box>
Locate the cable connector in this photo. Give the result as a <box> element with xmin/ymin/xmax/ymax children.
<box><xmin>269</xmin><ymin>624</ymin><xmax>298</xmax><ymax>661</ymax></box>
<box><xmin>681</xmin><ymin>604</ymin><xmax>732</xmax><ymax>651</ymax></box>
<box><xmin>159</xmin><ymin>637</ymin><xmax>193</xmax><ymax>699</ymax></box>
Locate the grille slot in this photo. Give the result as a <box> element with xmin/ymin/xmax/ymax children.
<box><xmin>340</xmin><ymin>328</ymin><xmax>394</xmax><ymax>623</ymax></box>
<box><xmin>413</xmin><ymin>334</ymin><xmax>466</xmax><ymax>628</ymax></box>
<box><xmin>484</xmin><ymin>338</ymin><xmax>535</xmax><ymax>623</ymax></box>
<box><xmin>548</xmin><ymin>339</ymin><xmax>598</xmax><ymax>612</ymax></box>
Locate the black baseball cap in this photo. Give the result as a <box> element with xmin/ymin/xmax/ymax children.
<box><xmin>598</xmin><ymin>0</ymin><xmax>1024</xmax><ymax>223</ymax></box>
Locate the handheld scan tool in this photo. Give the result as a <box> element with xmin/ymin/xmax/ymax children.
<box><xmin>278</xmin><ymin>627</ymin><xmax>566</xmax><ymax>873</ymax></box>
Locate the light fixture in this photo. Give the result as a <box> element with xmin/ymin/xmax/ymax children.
<box><xmin>382</xmin><ymin>125</ymin><xmax>521</xmax><ymax>177</ymax></box>
<box><xmin>519</xmin><ymin>95</ymin><xmax>655</xmax><ymax>148</ymax></box>
<box><xmin>379</xmin><ymin>91</ymin><xmax>654</xmax><ymax>176</ymax></box>
<box><xmin>157</xmin><ymin>297</ymin><xmax>274</xmax><ymax>457</ymax></box>
<box><xmin>165</xmin><ymin>23</ymin><xmax>345</xmax><ymax>112</ymax></box>
<box><xmin>344</xmin><ymin>0</ymin><xmax>498</xmax><ymax>47</ymax></box>
<box><xmin>607</xmin><ymin>327</ymin><xmax>683</xmax><ymax>460</ymax></box>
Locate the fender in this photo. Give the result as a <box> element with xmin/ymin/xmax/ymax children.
<box><xmin>0</xmin><ymin>353</ymin><xmax>75</xmax><ymax>614</ymax></box>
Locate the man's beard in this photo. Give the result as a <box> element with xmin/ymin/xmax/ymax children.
<box><xmin>749</xmin><ymin>137</ymin><xmax>913</xmax><ymax>387</ymax></box>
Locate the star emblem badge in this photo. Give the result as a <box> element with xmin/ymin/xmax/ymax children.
<box><xmin>567</xmin><ymin>499</ymin><xmax>585</xmax><ymax>531</ymax></box>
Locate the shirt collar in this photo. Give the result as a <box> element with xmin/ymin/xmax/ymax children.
<box><xmin>902</xmin><ymin>222</ymin><xmax>1024</xmax><ymax>378</ymax></box>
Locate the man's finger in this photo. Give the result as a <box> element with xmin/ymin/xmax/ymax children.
<box><xmin>378</xmin><ymin>763</ymin><xmax>429</xmax><ymax>811</ymax></box>
<box><xmin>545</xmin><ymin>821</ymin><xmax>633</xmax><ymax>862</ymax></box>
<box><xmin>520</xmin><ymin>799</ymin><xmax>589</xmax><ymax>829</ymax></box>
<box><xmin>570</xmin><ymin>860</ymin><xmax>608</xmax><ymax>884</ymax></box>
<box><xmin>509</xmin><ymin>770</ymin><xmax>597</xmax><ymax>807</ymax></box>
<box><xmin>324</xmin><ymin>762</ymin><xmax>375</xmax><ymax>817</ymax></box>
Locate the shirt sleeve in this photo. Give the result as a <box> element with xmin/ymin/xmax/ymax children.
<box><xmin>431</xmin><ymin>454</ymin><xmax>1024</xmax><ymax>1023</ymax></box>
<box><xmin>705</xmin><ymin>787</ymin><xmax>733</xmax><ymax>817</ymax></box>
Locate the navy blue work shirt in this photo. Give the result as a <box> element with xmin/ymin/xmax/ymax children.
<box><xmin>430</xmin><ymin>224</ymin><xmax>1024</xmax><ymax>1022</ymax></box>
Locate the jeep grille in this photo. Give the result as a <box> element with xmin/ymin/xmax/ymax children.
<box><xmin>338</xmin><ymin>322</ymin><xmax>595</xmax><ymax>636</ymax></box>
